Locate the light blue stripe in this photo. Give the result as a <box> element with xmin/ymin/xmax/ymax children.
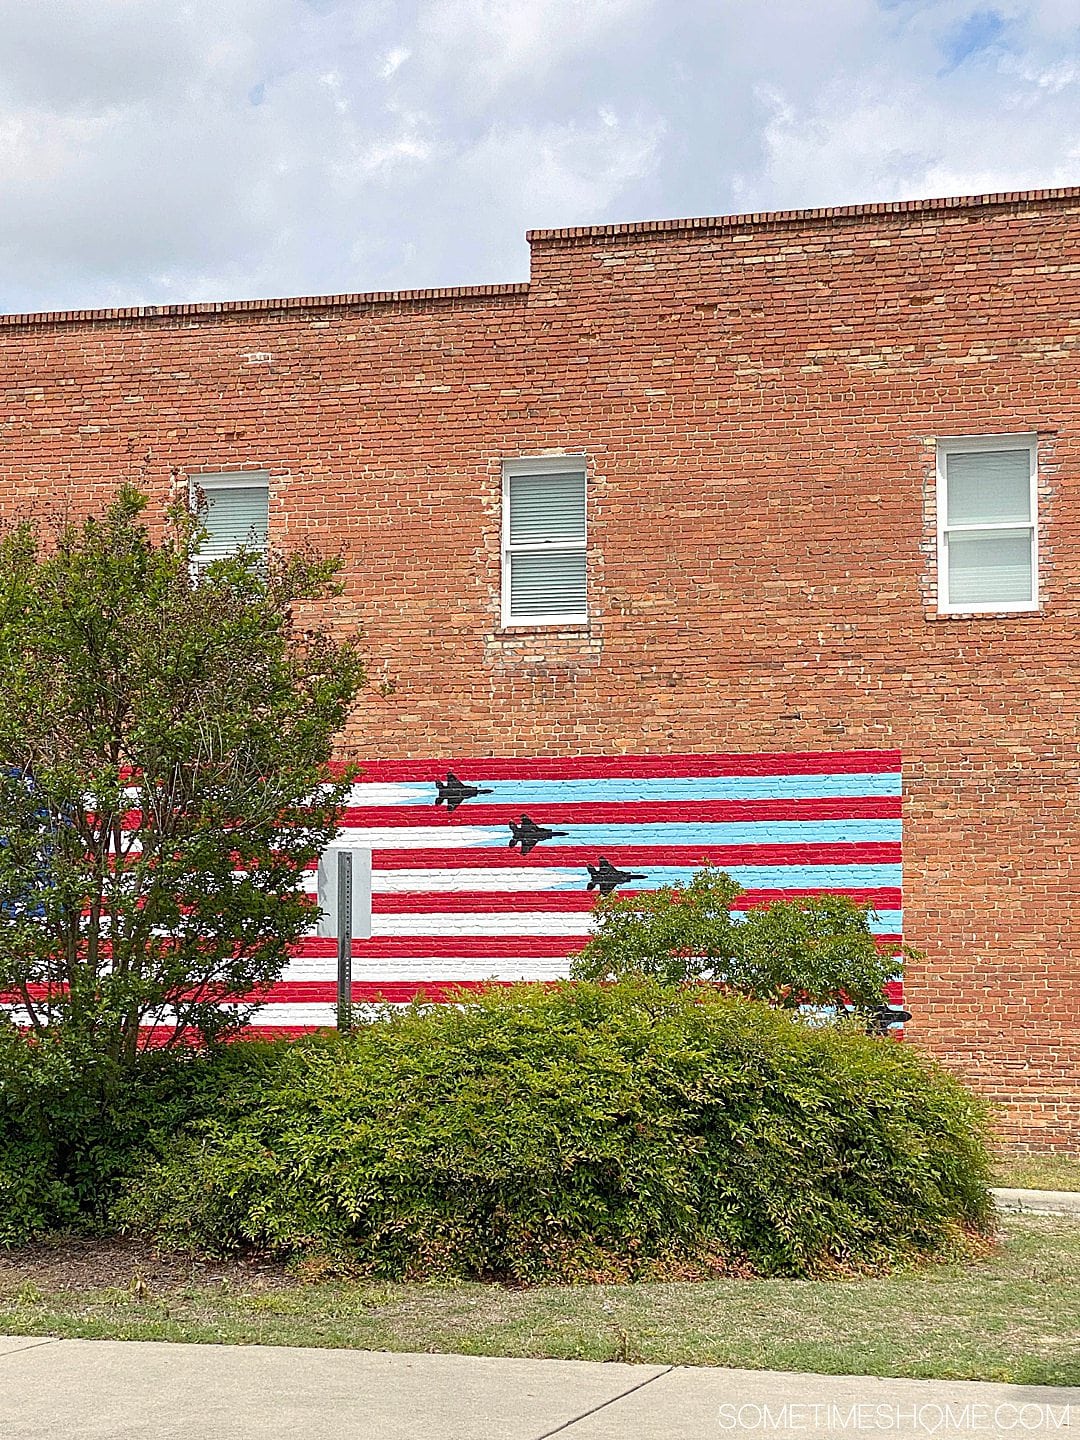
<box><xmin>416</xmin><ymin>773</ymin><xmax>901</xmax><ymax>806</ymax></box>
<box><xmin>500</xmin><ymin>821</ymin><xmax>900</xmax><ymax>848</ymax></box>
<box><xmin>872</xmin><ymin>911</ymin><xmax>902</xmax><ymax>934</ymax></box>
<box><xmin>730</xmin><ymin>908</ymin><xmax>902</xmax><ymax>934</ymax></box>
<box><xmin>549</xmin><ymin>864</ymin><xmax>903</xmax><ymax>891</ymax></box>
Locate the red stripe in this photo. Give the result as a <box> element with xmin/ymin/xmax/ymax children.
<box><xmin>2</xmin><ymin>940</ymin><xmax>906</xmax><ymax>1013</ymax></box>
<box><xmin>370</xmin><ymin>843</ymin><xmax>903</xmax><ymax>869</ymax></box>
<box><xmin>294</xmin><ymin>935</ymin><xmax>589</xmax><ymax>958</ymax></box>
<box><xmin>258</xmin><ymin>976</ymin><xmax>908</xmax><ymax>1005</ymax></box>
<box><xmin>8</xmin><ymin>972</ymin><xmax>907</xmax><ymax>1022</ymax></box>
<box><xmin>134</xmin><ymin>1026</ymin><xmax>344</xmax><ymax>1043</ymax></box>
<box><xmin>371</xmin><ymin>887</ymin><xmax>903</xmax><ymax>914</ymax></box>
<box><xmin>254</xmin><ymin>979</ymin><xmax>510</xmax><ymax>1004</ymax></box>
<box><xmin>346</xmin><ymin>750</ymin><xmax>902</xmax><ymax>783</ymax></box>
<box><xmin>2</xmin><ymin>984</ymin><xmax>58</xmax><ymax>1002</ymax></box>
<box><xmin>287</xmin><ymin>932</ymin><xmax>903</xmax><ymax>959</ymax></box>
<box><xmin>241</xmin><ymin>1026</ymin><xmax>322</xmax><ymax>1038</ymax></box>
<box><xmin>342</xmin><ymin>796</ymin><xmax>900</xmax><ymax>827</ymax></box>
<box><xmin>122</xmin><ymin>970</ymin><xmax>907</xmax><ymax>1017</ymax></box>
<box><xmin>3</xmin><ymin>978</ymin><xmax>525</xmax><ymax>1006</ymax></box>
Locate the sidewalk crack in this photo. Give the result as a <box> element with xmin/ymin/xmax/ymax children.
<box><xmin>0</xmin><ymin>1337</ymin><xmax>59</xmax><ymax>1361</ymax></box>
<box><xmin>532</xmin><ymin>1364</ymin><xmax>677</xmax><ymax>1439</ymax></box>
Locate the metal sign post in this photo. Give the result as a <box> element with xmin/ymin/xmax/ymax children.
<box><xmin>336</xmin><ymin>849</ymin><xmax>352</xmax><ymax>1032</ymax></box>
<box><xmin>316</xmin><ymin>844</ymin><xmax>372</xmax><ymax>1034</ymax></box>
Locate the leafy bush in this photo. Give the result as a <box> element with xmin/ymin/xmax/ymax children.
<box><xmin>0</xmin><ymin>1023</ymin><xmax>90</xmax><ymax>1242</ymax></box>
<box><xmin>0</xmin><ymin>1020</ymin><xmax>277</xmax><ymax>1245</ymax></box>
<box><xmin>571</xmin><ymin>867</ymin><xmax>902</xmax><ymax>1015</ymax></box>
<box><xmin>119</xmin><ymin>982</ymin><xmax>992</xmax><ymax>1281</ymax></box>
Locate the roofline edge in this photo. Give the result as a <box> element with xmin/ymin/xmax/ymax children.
<box><xmin>526</xmin><ymin>185</ymin><xmax>1080</xmax><ymax>243</ymax></box>
<box><xmin>0</xmin><ymin>281</ymin><xmax>530</xmax><ymax>331</ymax></box>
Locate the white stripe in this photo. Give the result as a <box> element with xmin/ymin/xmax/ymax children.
<box><xmin>346</xmin><ymin>773</ymin><xmax>902</xmax><ymax>806</ymax></box>
<box><xmin>342</xmin><ymin>821</ymin><xmax>899</xmax><ymax>847</ymax></box>
<box><xmin>369</xmin><ymin>912</ymin><xmax>591</xmax><ymax>937</ymax></box>
<box><xmin>301</xmin><ymin>869</ymin><xmax>580</xmax><ymax>896</ymax></box>
<box><xmin>370</xmin><ymin>868</ymin><xmax>584</xmax><ymax>893</ymax></box>
<box><xmin>281</xmin><ymin>955</ymin><xmax>571</xmax><ymax>983</ymax></box>
<box><xmin>334</xmin><ymin>825</ymin><xmax>502</xmax><ymax>848</ymax></box>
<box><xmin>358</xmin><ymin>910</ymin><xmax>901</xmax><ymax>938</ymax></box>
<box><xmin>365</xmin><ymin>866</ymin><xmax>904</xmax><ymax>894</ymax></box>
<box><xmin>245</xmin><ymin>1002</ymin><xmax>497</xmax><ymax>1026</ymax></box>
<box><xmin>346</xmin><ymin>783</ymin><xmax>431</xmax><ymax>806</ymax></box>
<box><xmin>245</xmin><ymin>1003</ymin><xmax>338</xmax><ymax>1027</ymax></box>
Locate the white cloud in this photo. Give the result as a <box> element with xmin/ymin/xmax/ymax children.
<box><xmin>456</xmin><ymin>109</ymin><xmax>664</xmax><ymax>229</ymax></box>
<box><xmin>733</xmin><ymin>4</ymin><xmax>1080</xmax><ymax>212</ymax></box>
<box><xmin>380</xmin><ymin>46</ymin><xmax>412</xmax><ymax>80</ymax></box>
<box><xmin>417</xmin><ymin>0</ymin><xmax>653</xmax><ymax>96</ymax></box>
<box><xmin>0</xmin><ymin>0</ymin><xmax>1076</xmax><ymax>312</ymax></box>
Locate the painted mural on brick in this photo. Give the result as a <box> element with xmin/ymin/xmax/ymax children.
<box><xmin>249</xmin><ymin>748</ymin><xmax>904</xmax><ymax>1034</ymax></box>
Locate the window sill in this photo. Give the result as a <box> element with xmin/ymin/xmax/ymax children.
<box><xmin>926</xmin><ymin>605</ymin><xmax>1043</xmax><ymax>621</ymax></box>
<box><xmin>494</xmin><ymin>622</ymin><xmax>591</xmax><ymax>638</ymax></box>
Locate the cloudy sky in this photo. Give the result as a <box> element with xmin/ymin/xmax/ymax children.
<box><xmin>1</xmin><ymin>0</ymin><xmax>1078</xmax><ymax>313</ymax></box>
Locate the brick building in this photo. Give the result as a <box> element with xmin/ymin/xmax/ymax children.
<box><xmin>1</xmin><ymin>187</ymin><xmax>1077</xmax><ymax>1148</ymax></box>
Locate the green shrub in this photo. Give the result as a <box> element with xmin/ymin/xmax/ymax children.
<box><xmin>571</xmin><ymin>868</ymin><xmax>746</xmax><ymax>987</ymax></box>
<box><xmin>118</xmin><ymin>982</ymin><xmax>993</xmax><ymax>1281</ymax></box>
<box><xmin>0</xmin><ymin>1021</ymin><xmax>278</xmax><ymax>1244</ymax></box>
<box><xmin>0</xmin><ymin>1023</ymin><xmax>88</xmax><ymax>1242</ymax></box>
<box><xmin>729</xmin><ymin>892</ymin><xmax>900</xmax><ymax>1012</ymax></box>
<box><xmin>571</xmin><ymin>867</ymin><xmax>904</xmax><ymax>1015</ymax></box>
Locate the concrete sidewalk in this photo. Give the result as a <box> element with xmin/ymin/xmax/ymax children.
<box><xmin>0</xmin><ymin>1338</ymin><xmax>1076</xmax><ymax>1440</ymax></box>
<box><xmin>991</xmin><ymin>1187</ymin><xmax>1080</xmax><ymax>1217</ymax></box>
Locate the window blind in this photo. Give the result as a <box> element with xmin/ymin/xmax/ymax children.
<box><xmin>947</xmin><ymin>530</ymin><xmax>1033</xmax><ymax>606</ymax></box>
<box><xmin>509</xmin><ymin>472</ymin><xmax>586</xmax><ymax>545</ymax></box>
<box><xmin>945</xmin><ymin>449</ymin><xmax>1031</xmax><ymax>525</ymax></box>
<box><xmin>509</xmin><ymin>551</ymin><xmax>587</xmax><ymax>617</ymax></box>
<box><xmin>194</xmin><ymin>480</ymin><xmax>269</xmax><ymax>564</ymax></box>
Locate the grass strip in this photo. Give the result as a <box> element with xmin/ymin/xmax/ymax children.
<box><xmin>0</xmin><ymin>1216</ymin><xmax>1076</xmax><ymax>1386</ymax></box>
<box><xmin>994</xmin><ymin>1154</ymin><xmax>1080</xmax><ymax>1194</ymax></box>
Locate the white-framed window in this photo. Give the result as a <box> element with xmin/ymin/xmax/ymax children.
<box><xmin>501</xmin><ymin>456</ymin><xmax>587</xmax><ymax>626</ymax></box>
<box><xmin>190</xmin><ymin>471</ymin><xmax>270</xmax><ymax>567</ymax></box>
<box><xmin>936</xmin><ymin>435</ymin><xmax>1038</xmax><ymax>614</ymax></box>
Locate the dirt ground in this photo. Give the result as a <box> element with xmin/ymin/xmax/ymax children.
<box><xmin>0</xmin><ymin>1235</ymin><xmax>295</xmax><ymax>1294</ymax></box>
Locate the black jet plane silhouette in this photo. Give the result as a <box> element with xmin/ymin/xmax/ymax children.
<box><xmin>840</xmin><ymin>1003</ymin><xmax>911</xmax><ymax>1035</ymax></box>
<box><xmin>434</xmin><ymin>771</ymin><xmax>493</xmax><ymax>812</ymax></box>
<box><xmin>508</xmin><ymin>814</ymin><xmax>568</xmax><ymax>856</ymax></box>
<box><xmin>870</xmin><ymin>1004</ymin><xmax>912</xmax><ymax>1035</ymax></box>
<box><xmin>586</xmin><ymin>857</ymin><xmax>646</xmax><ymax>896</ymax></box>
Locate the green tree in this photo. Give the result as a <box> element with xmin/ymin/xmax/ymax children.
<box><xmin>0</xmin><ymin>487</ymin><xmax>365</xmax><ymax>1059</ymax></box>
<box><xmin>729</xmin><ymin>892</ymin><xmax>900</xmax><ymax>1013</ymax></box>
<box><xmin>571</xmin><ymin>867</ymin><xmax>900</xmax><ymax>1016</ymax></box>
<box><xmin>571</xmin><ymin>867</ymin><xmax>746</xmax><ymax>988</ymax></box>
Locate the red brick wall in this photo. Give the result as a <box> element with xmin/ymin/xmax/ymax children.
<box><xmin>1</xmin><ymin>191</ymin><xmax>1077</xmax><ymax>1149</ymax></box>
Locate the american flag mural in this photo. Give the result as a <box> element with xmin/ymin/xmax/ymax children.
<box><xmin>249</xmin><ymin>748</ymin><xmax>905</xmax><ymax>1034</ymax></box>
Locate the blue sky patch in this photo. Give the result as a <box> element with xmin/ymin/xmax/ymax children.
<box><xmin>942</xmin><ymin>9</ymin><xmax>1008</xmax><ymax>69</ymax></box>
